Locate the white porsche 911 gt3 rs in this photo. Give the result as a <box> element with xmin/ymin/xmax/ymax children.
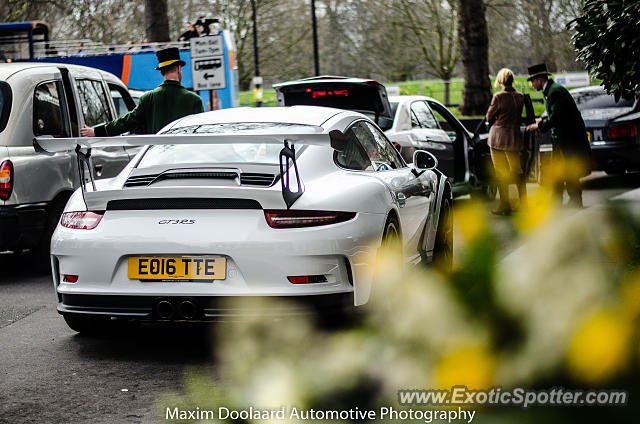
<box><xmin>35</xmin><ymin>106</ymin><xmax>452</xmax><ymax>332</ymax></box>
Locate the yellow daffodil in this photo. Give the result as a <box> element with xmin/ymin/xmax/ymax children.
<box><xmin>567</xmin><ymin>308</ymin><xmax>633</xmax><ymax>384</ymax></box>
<box><xmin>454</xmin><ymin>202</ymin><xmax>488</xmax><ymax>244</ymax></box>
<box><xmin>434</xmin><ymin>345</ymin><xmax>495</xmax><ymax>390</ymax></box>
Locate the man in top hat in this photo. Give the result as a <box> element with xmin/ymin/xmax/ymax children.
<box><xmin>525</xmin><ymin>63</ymin><xmax>591</xmax><ymax>207</ymax></box>
<box><xmin>81</xmin><ymin>47</ymin><xmax>203</xmax><ymax>137</ymax></box>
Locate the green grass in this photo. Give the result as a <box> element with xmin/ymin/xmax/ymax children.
<box><xmin>239</xmin><ymin>76</ymin><xmax>596</xmax><ymax>118</ymax></box>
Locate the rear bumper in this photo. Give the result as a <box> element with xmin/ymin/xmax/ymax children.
<box><xmin>52</xmin><ymin>209</ymin><xmax>384</xmax><ymax>306</ymax></box>
<box><xmin>590</xmin><ymin>142</ymin><xmax>640</xmax><ymax>171</ymax></box>
<box><xmin>539</xmin><ymin>142</ymin><xmax>640</xmax><ymax>174</ymax></box>
<box><xmin>0</xmin><ymin>202</ymin><xmax>49</xmax><ymax>251</ymax></box>
<box><xmin>57</xmin><ymin>292</ymin><xmax>355</xmax><ymax>320</ymax></box>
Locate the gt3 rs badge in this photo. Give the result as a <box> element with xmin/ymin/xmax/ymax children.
<box><xmin>158</xmin><ymin>219</ymin><xmax>196</xmax><ymax>224</ymax></box>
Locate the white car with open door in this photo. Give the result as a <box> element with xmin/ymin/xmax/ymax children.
<box><xmin>273</xmin><ymin>76</ymin><xmax>497</xmax><ymax>198</ymax></box>
<box><xmin>35</xmin><ymin>106</ymin><xmax>452</xmax><ymax>333</ymax></box>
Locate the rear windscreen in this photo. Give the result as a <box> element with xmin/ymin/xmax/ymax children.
<box><xmin>572</xmin><ymin>88</ymin><xmax>635</xmax><ymax>110</ymax></box>
<box><xmin>138</xmin><ymin>122</ymin><xmax>317</xmax><ymax>167</ymax></box>
<box><xmin>0</xmin><ymin>81</ymin><xmax>11</xmax><ymax>133</ymax></box>
<box><xmin>281</xmin><ymin>83</ymin><xmax>386</xmax><ymax>115</ymax></box>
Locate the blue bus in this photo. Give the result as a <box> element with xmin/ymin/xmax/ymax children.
<box><xmin>0</xmin><ymin>21</ymin><xmax>239</xmax><ymax>110</ymax></box>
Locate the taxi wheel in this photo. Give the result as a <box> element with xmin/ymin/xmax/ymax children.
<box><xmin>36</xmin><ymin>198</ymin><xmax>66</xmax><ymax>269</ymax></box>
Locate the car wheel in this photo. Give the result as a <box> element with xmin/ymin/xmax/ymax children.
<box><xmin>368</xmin><ymin>216</ymin><xmax>403</xmax><ymax>312</ymax></box>
<box><xmin>380</xmin><ymin>215</ymin><xmax>403</xmax><ymax>264</ymax></box>
<box><xmin>432</xmin><ymin>196</ymin><xmax>453</xmax><ymax>272</ymax></box>
<box><xmin>317</xmin><ymin>307</ymin><xmax>362</xmax><ymax>330</ymax></box>
<box><xmin>382</xmin><ymin>215</ymin><xmax>400</xmax><ymax>247</ymax></box>
<box><xmin>63</xmin><ymin>313</ymin><xmax>110</xmax><ymax>335</ymax></box>
<box><xmin>36</xmin><ymin>198</ymin><xmax>66</xmax><ymax>269</ymax></box>
<box><xmin>373</xmin><ymin>215</ymin><xmax>402</xmax><ymax>280</ymax></box>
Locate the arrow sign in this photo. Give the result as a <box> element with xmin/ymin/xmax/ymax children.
<box><xmin>190</xmin><ymin>55</ymin><xmax>226</xmax><ymax>90</ymax></box>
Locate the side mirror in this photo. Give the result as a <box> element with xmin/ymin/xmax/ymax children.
<box><xmin>413</xmin><ymin>150</ymin><xmax>438</xmax><ymax>170</ymax></box>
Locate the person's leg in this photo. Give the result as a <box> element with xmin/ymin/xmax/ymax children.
<box><xmin>506</xmin><ymin>150</ymin><xmax>527</xmax><ymax>210</ymax></box>
<box><xmin>564</xmin><ymin>153</ymin><xmax>585</xmax><ymax>208</ymax></box>
<box><xmin>490</xmin><ymin>148</ymin><xmax>511</xmax><ymax>214</ymax></box>
<box><xmin>566</xmin><ymin>176</ymin><xmax>583</xmax><ymax>207</ymax></box>
<box><xmin>551</xmin><ymin>148</ymin><xmax>566</xmax><ymax>205</ymax></box>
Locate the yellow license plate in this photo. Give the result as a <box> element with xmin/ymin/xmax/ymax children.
<box><xmin>128</xmin><ymin>256</ymin><xmax>226</xmax><ymax>280</ymax></box>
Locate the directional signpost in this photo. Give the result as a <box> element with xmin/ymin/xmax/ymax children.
<box><xmin>190</xmin><ymin>35</ymin><xmax>226</xmax><ymax>91</ymax></box>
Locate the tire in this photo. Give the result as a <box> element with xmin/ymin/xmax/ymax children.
<box><xmin>381</xmin><ymin>215</ymin><xmax>403</xmax><ymax>264</ymax></box>
<box><xmin>382</xmin><ymin>215</ymin><xmax>400</xmax><ymax>247</ymax></box>
<box><xmin>369</xmin><ymin>215</ymin><xmax>403</xmax><ymax>311</ymax></box>
<box><xmin>432</xmin><ymin>196</ymin><xmax>453</xmax><ymax>272</ymax></box>
<box><xmin>375</xmin><ymin>215</ymin><xmax>402</xmax><ymax>279</ymax></box>
<box><xmin>317</xmin><ymin>307</ymin><xmax>362</xmax><ymax>330</ymax></box>
<box><xmin>63</xmin><ymin>313</ymin><xmax>110</xmax><ymax>335</ymax></box>
<box><xmin>36</xmin><ymin>198</ymin><xmax>66</xmax><ymax>269</ymax></box>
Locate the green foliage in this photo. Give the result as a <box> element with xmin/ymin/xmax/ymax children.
<box><xmin>158</xmin><ymin>200</ymin><xmax>640</xmax><ymax>423</ymax></box>
<box><xmin>570</xmin><ymin>0</ymin><xmax>640</xmax><ymax>100</ymax></box>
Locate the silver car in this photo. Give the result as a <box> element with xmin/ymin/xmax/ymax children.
<box><xmin>0</xmin><ymin>62</ymin><xmax>136</xmax><ymax>259</ymax></box>
<box><xmin>273</xmin><ymin>76</ymin><xmax>496</xmax><ymax>198</ymax></box>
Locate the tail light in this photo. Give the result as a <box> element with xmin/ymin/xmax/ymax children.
<box><xmin>264</xmin><ymin>210</ymin><xmax>356</xmax><ymax>228</ymax></box>
<box><xmin>63</xmin><ymin>274</ymin><xmax>79</xmax><ymax>283</ymax></box>
<box><xmin>608</xmin><ymin>123</ymin><xmax>638</xmax><ymax>138</ymax></box>
<box><xmin>60</xmin><ymin>211</ymin><xmax>104</xmax><ymax>229</ymax></box>
<box><xmin>288</xmin><ymin>275</ymin><xmax>328</xmax><ymax>284</ymax></box>
<box><xmin>0</xmin><ymin>160</ymin><xmax>14</xmax><ymax>201</ymax></box>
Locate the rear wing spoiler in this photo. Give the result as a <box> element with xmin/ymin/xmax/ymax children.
<box><xmin>34</xmin><ymin>131</ymin><xmax>350</xmax><ymax>210</ymax></box>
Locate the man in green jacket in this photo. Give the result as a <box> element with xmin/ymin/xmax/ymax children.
<box><xmin>526</xmin><ymin>63</ymin><xmax>591</xmax><ymax>208</ymax></box>
<box><xmin>81</xmin><ymin>47</ymin><xmax>204</xmax><ymax>137</ymax></box>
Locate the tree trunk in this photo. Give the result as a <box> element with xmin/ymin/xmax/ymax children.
<box><xmin>444</xmin><ymin>80</ymin><xmax>451</xmax><ymax>106</ymax></box>
<box><xmin>457</xmin><ymin>0</ymin><xmax>492</xmax><ymax>116</ymax></box>
<box><xmin>144</xmin><ymin>0</ymin><xmax>170</xmax><ymax>42</ymax></box>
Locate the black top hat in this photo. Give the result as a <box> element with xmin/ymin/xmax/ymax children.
<box><xmin>155</xmin><ymin>47</ymin><xmax>186</xmax><ymax>70</ymax></box>
<box><xmin>527</xmin><ymin>63</ymin><xmax>551</xmax><ymax>81</ymax></box>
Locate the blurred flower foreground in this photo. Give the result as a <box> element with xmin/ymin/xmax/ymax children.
<box><xmin>159</xmin><ymin>198</ymin><xmax>640</xmax><ymax>423</ymax></box>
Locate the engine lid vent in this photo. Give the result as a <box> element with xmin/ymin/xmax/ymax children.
<box><xmin>240</xmin><ymin>173</ymin><xmax>276</xmax><ymax>186</ymax></box>
<box><xmin>125</xmin><ymin>171</ymin><xmax>238</xmax><ymax>187</ymax></box>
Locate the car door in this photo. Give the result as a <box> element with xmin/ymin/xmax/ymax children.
<box><xmin>107</xmin><ymin>82</ymin><xmax>144</xmax><ymax>160</ymax></box>
<box><xmin>408</xmin><ymin>100</ymin><xmax>455</xmax><ymax>177</ymax></box>
<box><xmin>13</xmin><ymin>75</ymin><xmax>77</xmax><ymax>205</ymax></box>
<box><xmin>354</xmin><ymin>121</ymin><xmax>433</xmax><ymax>260</ymax></box>
<box><xmin>73</xmin><ymin>77</ymin><xmax>130</xmax><ymax>179</ymax></box>
<box><xmin>427</xmin><ymin>100</ymin><xmax>470</xmax><ymax>184</ymax></box>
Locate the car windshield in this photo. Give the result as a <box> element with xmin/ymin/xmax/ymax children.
<box><xmin>572</xmin><ymin>88</ymin><xmax>635</xmax><ymax>110</ymax></box>
<box><xmin>138</xmin><ymin>122</ymin><xmax>317</xmax><ymax>167</ymax></box>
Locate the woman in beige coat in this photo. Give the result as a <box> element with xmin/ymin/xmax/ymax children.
<box><xmin>486</xmin><ymin>68</ymin><xmax>526</xmax><ymax>215</ymax></box>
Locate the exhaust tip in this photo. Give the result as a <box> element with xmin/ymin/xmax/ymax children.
<box><xmin>156</xmin><ymin>300</ymin><xmax>175</xmax><ymax>319</ymax></box>
<box><xmin>178</xmin><ymin>300</ymin><xmax>198</xmax><ymax>320</ymax></box>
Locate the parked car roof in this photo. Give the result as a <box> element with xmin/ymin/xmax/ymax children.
<box><xmin>0</xmin><ymin>61</ymin><xmax>120</xmax><ymax>81</ymax></box>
